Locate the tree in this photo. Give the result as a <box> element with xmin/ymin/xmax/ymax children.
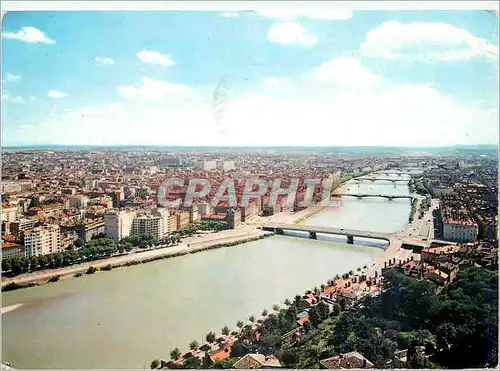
<box><xmin>183</xmin><ymin>355</ymin><xmax>201</xmax><ymax>369</ymax></box>
<box><xmin>206</xmin><ymin>331</ymin><xmax>216</xmax><ymax>343</ymax></box>
<box><xmin>2</xmin><ymin>258</ymin><xmax>12</xmax><ymax>272</ymax></box>
<box><xmin>236</xmin><ymin>320</ymin><xmax>244</xmax><ymax>329</ymax></box>
<box><xmin>170</xmin><ymin>348</ymin><xmax>181</xmax><ymax>360</ymax></box>
<box><xmin>189</xmin><ymin>340</ymin><xmax>199</xmax><ymax>351</ymax></box>
<box><xmin>249</xmin><ymin>315</ymin><xmax>256</xmax><ymax>323</ymax></box>
<box><xmin>273</xmin><ymin>304</ymin><xmax>280</xmax><ymax>311</ymax></box>
<box><xmin>279</xmin><ymin>349</ymin><xmax>299</xmax><ymax>368</ymax></box>
<box><xmin>221</xmin><ymin>325</ymin><xmax>230</xmax><ymax>335</ymax></box>
<box><xmin>331</xmin><ymin>303</ymin><xmax>341</xmax><ymax>317</ymax></box>
<box><xmin>284</xmin><ymin>298</ymin><xmax>291</xmax><ymax>306</ymax></box>
<box><xmin>262</xmin><ymin>309</ymin><xmax>268</xmax><ymax>317</ymax></box>
<box><xmin>150</xmin><ymin>359</ymin><xmax>161</xmax><ymax>369</ymax></box>
<box><xmin>209</xmin><ymin>358</ymin><xmax>236</xmax><ymax>369</ymax></box>
<box><xmin>230</xmin><ymin>341</ymin><xmax>248</xmax><ymax>358</ymax></box>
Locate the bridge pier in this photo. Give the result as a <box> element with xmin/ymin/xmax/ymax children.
<box><xmin>309</xmin><ymin>232</ymin><xmax>317</xmax><ymax>239</ymax></box>
<box><xmin>276</xmin><ymin>228</ymin><xmax>284</xmax><ymax>235</ymax></box>
<box><xmin>347</xmin><ymin>235</ymin><xmax>354</xmax><ymax>244</ymax></box>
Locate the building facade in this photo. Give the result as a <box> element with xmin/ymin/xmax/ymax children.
<box><xmin>104</xmin><ymin>210</ymin><xmax>137</xmax><ymax>241</ymax></box>
<box><xmin>442</xmin><ymin>219</ymin><xmax>478</xmax><ymax>243</ymax></box>
<box><xmin>24</xmin><ymin>225</ymin><xmax>62</xmax><ymax>256</ymax></box>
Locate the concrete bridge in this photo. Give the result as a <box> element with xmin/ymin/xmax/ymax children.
<box><xmin>334</xmin><ymin>193</ymin><xmax>413</xmax><ymax>201</ymax></box>
<box><xmin>260</xmin><ymin>223</ymin><xmax>391</xmax><ymax>244</ymax></box>
<box><xmin>355</xmin><ymin>177</ymin><xmax>410</xmax><ymax>183</ymax></box>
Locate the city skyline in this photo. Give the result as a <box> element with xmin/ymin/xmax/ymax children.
<box><xmin>2</xmin><ymin>9</ymin><xmax>499</xmax><ymax>147</ymax></box>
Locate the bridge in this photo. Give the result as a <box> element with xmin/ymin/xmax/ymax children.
<box><xmin>260</xmin><ymin>223</ymin><xmax>391</xmax><ymax>244</ymax></box>
<box><xmin>354</xmin><ymin>177</ymin><xmax>410</xmax><ymax>183</ymax></box>
<box><xmin>333</xmin><ymin>193</ymin><xmax>413</xmax><ymax>200</ymax></box>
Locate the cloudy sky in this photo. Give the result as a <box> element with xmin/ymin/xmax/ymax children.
<box><xmin>2</xmin><ymin>10</ymin><xmax>498</xmax><ymax>147</ymax></box>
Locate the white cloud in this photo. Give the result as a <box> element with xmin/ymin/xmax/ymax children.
<box><xmin>263</xmin><ymin>77</ymin><xmax>289</xmax><ymax>86</ymax></box>
<box><xmin>2</xmin><ymin>26</ymin><xmax>55</xmax><ymax>44</ymax></box>
<box><xmin>3</xmin><ymin>95</ymin><xmax>25</xmax><ymax>104</ymax></box>
<box><xmin>7</xmin><ymin>56</ymin><xmax>497</xmax><ymax>147</ymax></box>
<box><xmin>361</xmin><ymin>21</ymin><xmax>499</xmax><ymax>62</ymax></box>
<box><xmin>256</xmin><ymin>9</ymin><xmax>352</xmax><ymax>21</ymax></box>
<box><xmin>220</xmin><ymin>12</ymin><xmax>240</xmax><ymax>18</ymax></box>
<box><xmin>94</xmin><ymin>56</ymin><xmax>115</xmax><ymax>65</ymax></box>
<box><xmin>311</xmin><ymin>56</ymin><xmax>382</xmax><ymax>87</ymax></box>
<box><xmin>48</xmin><ymin>90</ymin><xmax>68</xmax><ymax>98</ymax></box>
<box><xmin>137</xmin><ymin>50</ymin><xmax>175</xmax><ymax>67</ymax></box>
<box><xmin>267</xmin><ymin>22</ymin><xmax>318</xmax><ymax>46</ymax></box>
<box><xmin>30</xmin><ymin>95</ymin><xmax>37</xmax><ymax>101</ymax></box>
<box><xmin>6</xmin><ymin>73</ymin><xmax>21</xmax><ymax>82</ymax></box>
<box><xmin>118</xmin><ymin>77</ymin><xmax>190</xmax><ymax>100</ymax></box>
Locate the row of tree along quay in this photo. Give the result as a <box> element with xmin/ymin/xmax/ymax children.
<box><xmin>153</xmin><ymin>266</ymin><xmax>497</xmax><ymax>370</ymax></box>
<box><xmin>2</xmin><ymin>220</ymin><xmax>247</xmax><ymax>291</ymax></box>
<box><xmin>3</xmin><ymin>234</ymin><xmax>271</xmax><ymax>292</ymax></box>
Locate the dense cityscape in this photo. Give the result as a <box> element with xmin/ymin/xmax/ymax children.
<box><xmin>1</xmin><ymin>146</ymin><xmax>498</xmax><ymax>369</ymax></box>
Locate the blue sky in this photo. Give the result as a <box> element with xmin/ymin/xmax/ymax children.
<box><xmin>2</xmin><ymin>10</ymin><xmax>498</xmax><ymax>146</ymax></box>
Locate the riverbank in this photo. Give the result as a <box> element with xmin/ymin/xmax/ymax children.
<box><xmin>1</xmin><ymin>229</ymin><xmax>272</xmax><ymax>294</ymax></box>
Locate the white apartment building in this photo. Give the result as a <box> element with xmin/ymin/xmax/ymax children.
<box><xmin>443</xmin><ymin>219</ymin><xmax>479</xmax><ymax>243</ymax></box>
<box><xmin>1</xmin><ymin>204</ymin><xmax>18</xmax><ymax>223</ymax></box>
<box><xmin>222</xmin><ymin>161</ymin><xmax>235</xmax><ymax>172</ymax></box>
<box><xmin>68</xmin><ymin>195</ymin><xmax>89</xmax><ymax>209</ymax></box>
<box><xmin>131</xmin><ymin>208</ymin><xmax>169</xmax><ymax>240</ymax></box>
<box><xmin>200</xmin><ymin>160</ymin><xmax>217</xmax><ymax>171</ymax></box>
<box><xmin>105</xmin><ymin>210</ymin><xmax>137</xmax><ymax>241</ymax></box>
<box><xmin>24</xmin><ymin>225</ymin><xmax>62</xmax><ymax>256</ymax></box>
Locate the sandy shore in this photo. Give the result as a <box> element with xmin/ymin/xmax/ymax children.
<box><xmin>1</xmin><ymin>303</ymin><xmax>24</xmax><ymax>315</ymax></box>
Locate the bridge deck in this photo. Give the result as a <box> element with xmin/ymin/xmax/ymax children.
<box><xmin>334</xmin><ymin>193</ymin><xmax>412</xmax><ymax>199</ymax></box>
<box><xmin>261</xmin><ymin>223</ymin><xmax>391</xmax><ymax>241</ymax></box>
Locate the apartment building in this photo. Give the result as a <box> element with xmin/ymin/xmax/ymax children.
<box><xmin>443</xmin><ymin>219</ymin><xmax>479</xmax><ymax>243</ymax></box>
<box><xmin>200</xmin><ymin>160</ymin><xmax>217</xmax><ymax>171</ymax></box>
<box><xmin>104</xmin><ymin>210</ymin><xmax>137</xmax><ymax>241</ymax></box>
<box><xmin>24</xmin><ymin>225</ymin><xmax>62</xmax><ymax>256</ymax></box>
<box><xmin>1</xmin><ymin>203</ymin><xmax>19</xmax><ymax>223</ymax></box>
<box><xmin>68</xmin><ymin>194</ymin><xmax>89</xmax><ymax>209</ymax></box>
<box><xmin>131</xmin><ymin>208</ymin><xmax>169</xmax><ymax>240</ymax></box>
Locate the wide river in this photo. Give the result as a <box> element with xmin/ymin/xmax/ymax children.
<box><xmin>2</xmin><ymin>174</ymin><xmax>411</xmax><ymax>369</ymax></box>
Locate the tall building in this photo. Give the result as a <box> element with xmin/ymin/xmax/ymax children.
<box><xmin>104</xmin><ymin>210</ymin><xmax>137</xmax><ymax>242</ymax></box>
<box><xmin>200</xmin><ymin>160</ymin><xmax>217</xmax><ymax>171</ymax></box>
<box><xmin>1</xmin><ymin>203</ymin><xmax>18</xmax><ymax>223</ymax></box>
<box><xmin>132</xmin><ymin>214</ymin><xmax>165</xmax><ymax>240</ymax></box>
<box><xmin>68</xmin><ymin>194</ymin><xmax>89</xmax><ymax>209</ymax></box>
<box><xmin>24</xmin><ymin>225</ymin><xmax>62</xmax><ymax>256</ymax></box>
<box><xmin>131</xmin><ymin>208</ymin><xmax>169</xmax><ymax>240</ymax></box>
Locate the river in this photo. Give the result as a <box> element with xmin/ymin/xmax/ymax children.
<box><xmin>2</xmin><ymin>174</ymin><xmax>411</xmax><ymax>369</ymax></box>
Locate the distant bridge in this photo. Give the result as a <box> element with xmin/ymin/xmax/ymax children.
<box><xmin>355</xmin><ymin>177</ymin><xmax>410</xmax><ymax>183</ymax></box>
<box><xmin>334</xmin><ymin>193</ymin><xmax>413</xmax><ymax>200</ymax></box>
<box><xmin>260</xmin><ymin>223</ymin><xmax>391</xmax><ymax>244</ymax></box>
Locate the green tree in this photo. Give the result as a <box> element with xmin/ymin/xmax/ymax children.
<box><xmin>183</xmin><ymin>355</ymin><xmax>201</xmax><ymax>369</ymax></box>
<box><xmin>249</xmin><ymin>315</ymin><xmax>255</xmax><ymax>322</ymax></box>
<box><xmin>279</xmin><ymin>349</ymin><xmax>299</xmax><ymax>368</ymax></box>
<box><xmin>262</xmin><ymin>309</ymin><xmax>268</xmax><ymax>317</ymax></box>
<box><xmin>2</xmin><ymin>258</ymin><xmax>12</xmax><ymax>272</ymax></box>
<box><xmin>236</xmin><ymin>320</ymin><xmax>244</xmax><ymax>329</ymax></box>
<box><xmin>273</xmin><ymin>304</ymin><xmax>280</xmax><ymax>311</ymax></box>
<box><xmin>284</xmin><ymin>298</ymin><xmax>291</xmax><ymax>306</ymax></box>
<box><xmin>331</xmin><ymin>303</ymin><xmax>341</xmax><ymax>317</ymax></box>
<box><xmin>208</xmin><ymin>358</ymin><xmax>236</xmax><ymax>369</ymax></box>
<box><xmin>189</xmin><ymin>340</ymin><xmax>199</xmax><ymax>351</ymax></box>
<box><xmin>221</xmin><ymin>325</ymin><xmax>230</xmax><ymax>335</ymax></box>
<box><xmin>150</xmin><ymin>359</ymin><xmax>161</xmax><ymax>369</ymax></box>
<box><xmin>170</xmin><ymin>347</ymin><xmax>181</xmax><ymax>360</ymax></box>
<box><xmin>206</xmin><ymin>331</ymin><xmax>216</xmax><ymax>343</ymax></box>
